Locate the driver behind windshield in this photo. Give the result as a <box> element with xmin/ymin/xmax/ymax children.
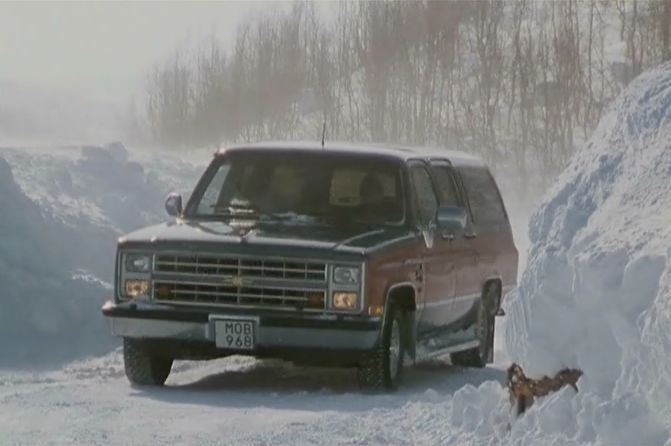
<box><xmin>196</xmin><ymin>153</ymin><xmax>404</xmax><ymax>225</ymax></box>
<box><xmin>359</xmin><ymin>174</ymin><xmax>384</xmax><ymax>208</ymax></box>
<box><xmin>357</xmin><ymin>173</ymin><xmax>392</xmax><ymax>223</ymax></box>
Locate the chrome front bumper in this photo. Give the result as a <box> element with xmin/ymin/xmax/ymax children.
<box><xmin>103</xmin><ymin>301</ymin><xmax>381</xmax><ymax>351</ymax></box>
<box><xmin>109</xmin><ymin>317</ymin><xmax>207</xmax><ymax>340</ymax></box>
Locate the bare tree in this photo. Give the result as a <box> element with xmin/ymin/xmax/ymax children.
<box><xmin>141</xmin><ymin>0</ymin><xmax>671</xmax><ymax>194</ymax></box>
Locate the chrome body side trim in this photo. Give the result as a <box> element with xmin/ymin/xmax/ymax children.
<box><xmin>417</xmin><ymin>292</ymin><xmax>480</xmax><ymax>310</ymax></box>
<box><xmin>426</xmin><ymin>340</ymin><xmax>479</xmax><ymax>359</ymax></box>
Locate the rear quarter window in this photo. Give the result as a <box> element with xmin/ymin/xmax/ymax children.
<box><xmin>458</xmin><ymin>166</ymin><xmax>508</xmax><ymax>234</ymax></box>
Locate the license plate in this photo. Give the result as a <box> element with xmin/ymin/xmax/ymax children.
<box><xmin>213</xmin><ymin>318</ymin><xmax>256</xmax><ymax>350</ymax></box>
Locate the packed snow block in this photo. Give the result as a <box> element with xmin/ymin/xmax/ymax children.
<box><xmin>0</xmin><ymin>156</ymin><xmax>13</xmax><ymax>184</ymax></box>
<box><xmin>78</xmin><ymin>144</ymin><xmax>153</xmax><ymax>199</ymax></box>
<box><xmin>449</xmin><ymin>380</ymin><xmax>508</xmax><ymax>437</ymax></box>
<box><xmin>1</xmin><ymin>143</ymin><xmax>200</xmax><ymax>281</ymax></box>
<box><xmin>73</xmin><ymin>144</ymin><xmax>185</xmax><ymax>236</ymax></box>
<box><xmin>103</xmin><ymin>141</ymin><xmax>129</xmax><ymax>164</ymax></box>
<box><xmin>0</xmin><ymin>145</ymin><xmax>204</xmax><ymax>367</ymax></box>
<box><xmin>0</xmin><ymin>156</ymin><xmax>114</xmax><ymax>366</ymax></box>
<box><xmin>0</xmin><ymin>156</ymin><xmax>58</xmax><ymax>272</ymax></box>
<box><xmin>505</xmin><ymin>62</ymin><xmax>671</xmax><ymax>443</ymax></box>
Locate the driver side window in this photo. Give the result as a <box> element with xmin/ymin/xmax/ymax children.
<box><xmin>197</xmin><ymin>164</ymin><xmax>231</xmax><ymax>214</ymax></box>
<box><xmin>429</xmin><ymin>163</ymin><xmax>461</xmax><ymax>208</ymax></box>
<box><xmin>409</xmin><ymin>164</ymin><xmax>438</xmax><ymax>227</ymax></box>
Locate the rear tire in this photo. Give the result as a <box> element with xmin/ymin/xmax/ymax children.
<box><xmin>358</xmin><ymin>304</ymin><xmax>405</xmax><ymax>391</ymax></box>
<box><xmin>451</xmin><ymin>287</ymin><xmax>497</xmax><ymax>368</ymax></box>
<box><xmin>123</xmin><ymin>338</ymin><xmax>173</xmax><ymax>386</ymax></box>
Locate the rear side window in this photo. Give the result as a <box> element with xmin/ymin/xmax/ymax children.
<box><xmin>458</xmin><ymin>166</ymin><xmax>507</xmax><ymax>234</ymax></box>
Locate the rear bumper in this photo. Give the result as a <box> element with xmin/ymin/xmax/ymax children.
<box><xmin>101</xmin><ymin>301</ymin><xmax>381</xmax><ymax>351</ymax></box>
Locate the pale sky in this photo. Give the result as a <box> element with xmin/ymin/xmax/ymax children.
<box><xmin>0</xmin><ymin>1</ymin><xmax>285</xmax><ymax>100</ymax></box>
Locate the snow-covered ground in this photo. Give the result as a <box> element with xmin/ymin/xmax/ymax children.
<box><xmin>0</xmin><ymin>352</ymin><xmax>510</xmax><ymax>446</ymax></box>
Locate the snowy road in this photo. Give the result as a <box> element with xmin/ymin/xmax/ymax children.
<box><xmin>0</xmin><ymin>349</ymin><xmax>511</xmax><ymax>446</ymax></box>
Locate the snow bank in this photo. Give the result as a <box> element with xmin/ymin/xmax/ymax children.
<box><xmin>0</xmin><ymin>154</ymin><xmax>107</xmax><ymax>366</ymax></box>
<box><xmin>0</xmin><ymin>143</ymin><xmax>203</xmax><ymax>367</ymax></box>
<box><xmin>504</xmin><ymin>62</ymin><xmax>671</xmax><ymax>444</ymax></box>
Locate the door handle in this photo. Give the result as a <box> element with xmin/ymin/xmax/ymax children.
<box><xmin>441</xmin><ymin>229</ymin><xmax>455</xmax><ymax>241</ymax></box>
<box><xmin>414</xmin><ymin>264</ymin><xmax>424</xmax><ymax>282</ymax></box>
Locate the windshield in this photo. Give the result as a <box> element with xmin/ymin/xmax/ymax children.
<box><xmin>188</xmin><ymin>151</ymin><xmax>405</xmax><ymax>225</ymax></box>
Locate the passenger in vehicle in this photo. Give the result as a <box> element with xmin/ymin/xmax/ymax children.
<box><xmin>359</xmin><ymin>174</ymin><xmax>400</xmax><ymax>223</ymax></box>
<box><xmin>359</xmin><ymin>174</ymin><xmax>385</xmax><ymax>209</ymax></box>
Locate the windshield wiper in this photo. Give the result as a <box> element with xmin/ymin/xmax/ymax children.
<box><xmin>304</xmin><ymin>212</ymin><xmax>376</xmax><ymax>229</ymax></box>
<box><xmin>258</xmin><ymin>213</ymin><xmax>295</xmax><ymax>222</ymax></box>
<box><xmin>211</xmin><ymin>204</ymin><xmax>260</xmax><ymax>218</ymax></box>
<box><xmin>210</xmin><ymin>204</ymin><xmax>296</xmax><ymax>222</ymax></box>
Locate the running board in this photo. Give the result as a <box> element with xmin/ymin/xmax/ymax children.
<box><xmin>426</xmin><ymin>340</ymin><xmax>480</xmax><ymax>360</ymax></box>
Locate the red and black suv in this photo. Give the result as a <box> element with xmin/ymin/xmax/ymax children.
<box><xmin>102</xmin><ymin>142</ymin><xmax>518</xmax><ymax>390</ymax></box>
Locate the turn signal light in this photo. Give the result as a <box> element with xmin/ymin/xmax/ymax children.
<box><xmin>333</xmin><ymin>292</ymin><xmax>358</xmax><ymax>310</ymax></box>
<box><xmin>125</xmin><ymin>280</ymin><xmax>149</xmax><ymax>298</ymax></box>
<box><xmin>156</xmin><ymin>284</ymin><xmax>173</xmax><ymax>300</ymax></box>
<box><xmin>306</xmin><ymin>292</ymin><xmax>324</xmax><ymax>309</ymax></box>
<box><xmin>368</xmin><ymin>305</ymin><xmax>383</xmax><ymax>316</ymax></box>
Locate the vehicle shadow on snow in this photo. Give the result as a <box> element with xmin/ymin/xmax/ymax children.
<box><xmin>130</xmin><ymin>358</ymin><xmax>506</xmax><ymax>412</ymax></box>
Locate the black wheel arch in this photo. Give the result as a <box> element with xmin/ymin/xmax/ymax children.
<box><xmin>480</xmin><ymin>278</ymin><xmax>502</xmax><ymax>363</ymax></box>
<box><xmin>481</xmin><ymin>277</ymin><xmax>503</xmax><ymax>314</ymax></box>
<box><xmin>382</xmin><ymin>283</ymin><xmax>418</xmax><ymax>359</ymax></box>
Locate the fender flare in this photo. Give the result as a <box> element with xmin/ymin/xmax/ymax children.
<box><xmin>380</xmin><ymin>282</ymin><xmax>418</xmax><ymax>359</ymax></box>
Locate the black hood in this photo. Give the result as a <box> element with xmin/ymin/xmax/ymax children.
<box><xmin>119</xmin><ymin>219</ymin><xmax>413</xmax><ymax>258</ymax></box>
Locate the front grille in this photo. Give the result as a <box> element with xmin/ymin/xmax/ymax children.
<box><xmin>155</xmin><ymin>254</ymin><xmax>327</xmax><ymax>281</ymax></box>
<box><xmin>152</xmin><ymin>254</ymin><xmax>328</xmax><ymax>311</ymax></box>
<box><xmin>153</xmin><ymin>281</ymin><xmax>325</xmax><ymax>309</ymax></box>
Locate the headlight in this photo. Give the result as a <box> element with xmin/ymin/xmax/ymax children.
<box><xmin>332</xmin><ymin>292</ymin><xmax>358</xmax><ymax>310</ymax></box>
<box><xmin>124</xmin><ymin>280</ymin><xmax>149</xmax><ymax>298</ymax></box>
<box><xmin>125</xmin><ymin>254</ymin><xmax>152</xmax><ymax>272</ymax></box>
<box><xmin>333</xmin><ymin>266</ymin><xmax>360</xmax><ymax>284</ymax></box>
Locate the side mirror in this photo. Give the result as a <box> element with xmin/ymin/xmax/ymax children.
<box><xmin>165</xmin><ymin>192</ymin><xmax>183</xmax><ymax>217</ymax></box>
<box><xmin>436</xmin><ymin>206</ymin><xmax>467</xmax><ymax>238</ymax></box>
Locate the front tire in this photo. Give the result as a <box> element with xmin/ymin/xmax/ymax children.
<box><xmin>451</xmin><ymin>287</ymin><xmax>497</xmax><ymax>368</ymax></box>
<box><xmin>123</xmin><ymin>338</ymin><xmax>173</xmax><ymax>386</ymax></box>
<box><xmin>358</xmin><ymin>304</ymin><xmax>405</xmax><ymax>391</ymax></box>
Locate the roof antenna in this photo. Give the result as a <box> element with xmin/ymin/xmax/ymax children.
<box><xmin>321</xmin><ymin>121</ymin><xmax>326</xmax><ymax>149</ymax></box>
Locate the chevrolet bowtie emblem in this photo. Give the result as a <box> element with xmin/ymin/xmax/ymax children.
<box><xmin>222</xmin><ymin>276</ymin><xmax>247</xmax><ymax>287</ymax></box>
